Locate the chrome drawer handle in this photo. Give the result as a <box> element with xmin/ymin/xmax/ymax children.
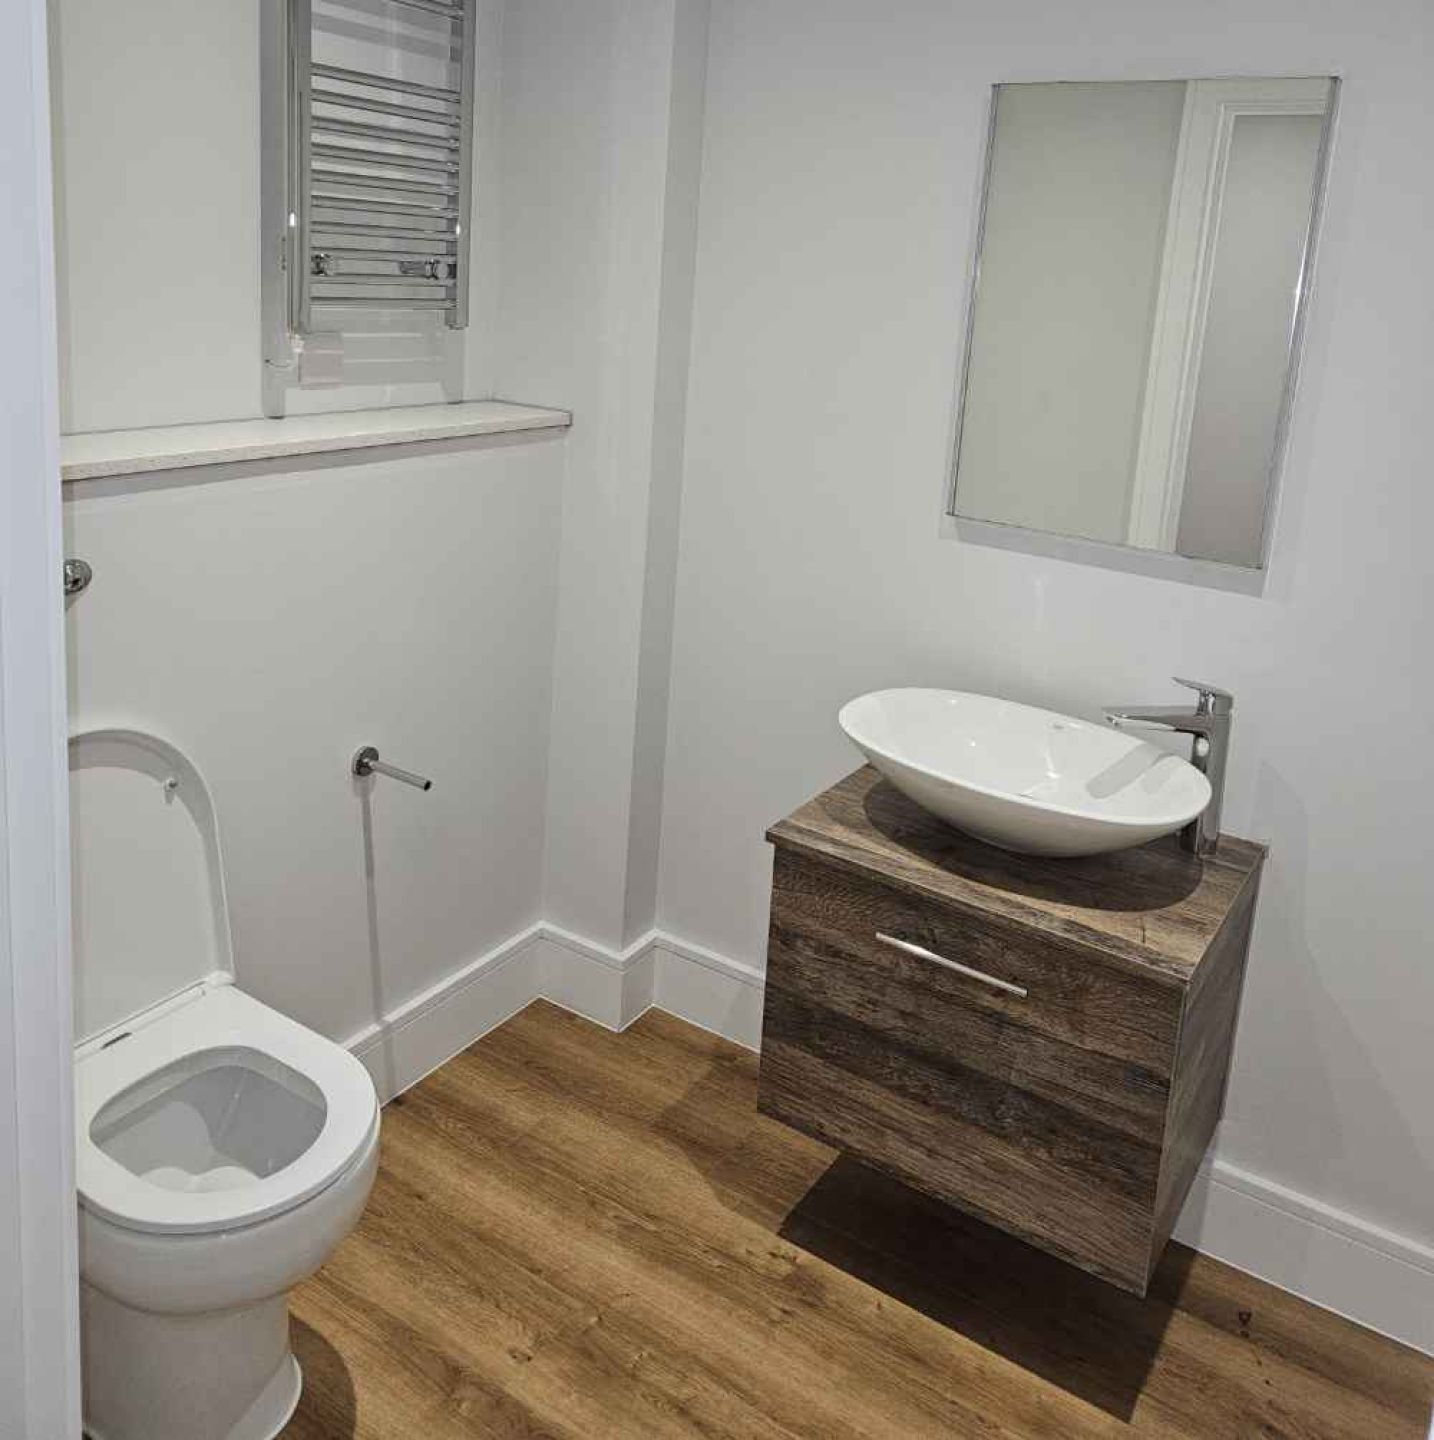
<box><xmin>875</xmin><ymin>932</ymin><xmax>1028</xmax><ymax>999</ymax></box>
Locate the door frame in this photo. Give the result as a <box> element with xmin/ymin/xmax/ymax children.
<box><xmin>1126</xmin><ymin>76</ymin><xmax>1333</xmax><ymax>550</ymax></box>
<box><xmin>0</xmin><ymin>0</ymin><xmax>82</xmax><ymax>1430</ymax></box>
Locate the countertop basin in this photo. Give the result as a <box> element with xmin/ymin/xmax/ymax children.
<box><xmin>838</xmin><ymin>688</ymin><xmax>1212</xmax><ymax>858</ymax></box>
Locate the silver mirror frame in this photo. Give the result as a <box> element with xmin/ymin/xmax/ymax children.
<box><xmin>944</xmin><ymin>76</ymin><xmax>1341</xmax><ymax>589</ymax></box>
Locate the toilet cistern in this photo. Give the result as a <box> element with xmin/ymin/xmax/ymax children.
<box><xmin>1104</xmin><ymin>677</ymin><xmax>1233</xmax><ymax>856</ymax></box>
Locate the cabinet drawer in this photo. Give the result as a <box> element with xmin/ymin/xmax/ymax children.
<box><xmin>759</xmin><ymin>849</ymin><xmax>1183</xmax><ymax>1289</ymax></box>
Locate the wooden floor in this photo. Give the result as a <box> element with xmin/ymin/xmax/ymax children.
<box><xmin>281</xmin><ymin>1002</ymin><xmax>1433</xmax><ymax>1439</ymax></box>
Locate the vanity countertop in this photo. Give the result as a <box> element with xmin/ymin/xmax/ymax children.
<box><xmin>767</xmin><ymin>765</ymin><xmax>1265</xmax><ymax>987</ymax></box>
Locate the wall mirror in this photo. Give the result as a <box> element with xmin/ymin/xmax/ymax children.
<box><xmin>949</xmin><ymin>77</ymin><xmax>1337</xmax><ymax>572</ymax></box>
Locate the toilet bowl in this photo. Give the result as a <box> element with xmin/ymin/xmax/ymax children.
<box><xmin>69</xmin><ymin>729</ymin><xmax>380</xmax><ymax>1440</ymax></box>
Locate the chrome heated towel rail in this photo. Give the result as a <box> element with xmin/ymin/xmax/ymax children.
<box><xmin>263</xmin><ymin>0</ymin><xmax>476</xmax><ymax>385</ymax></box>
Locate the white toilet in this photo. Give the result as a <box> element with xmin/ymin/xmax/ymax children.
<box><xmin>70</xmin><ymin>729</ymin><xmax>380</xmax><ymax>1440</ymax></box>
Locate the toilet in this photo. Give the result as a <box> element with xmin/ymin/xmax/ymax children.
<box><xmin>69</xmin><ymin>729</ymin><xmax>379</xmax><ymax>1440</ymax></box>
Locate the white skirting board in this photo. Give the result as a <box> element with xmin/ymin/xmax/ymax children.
<box><xmin>1174</xmin><ymin>1157</ymin><xmax>1434</xmax><ymax>1357</ymax></box>
<box><xmin>533</xmin><ymin>925</ymin><xmax>657</xmax><ymax>1033</ymax></box>
<box><xmin>345</xmin><ymin>924</ymin><xmax>542</xmax><ymax>1102</ymax></box>
<box><xmin>342</xmin><ymin>921</ymin><xmax>1433</xmax><ymax>1358</ymax></box>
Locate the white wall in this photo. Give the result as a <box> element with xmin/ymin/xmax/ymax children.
<box><xmin>494</xmin><ymin>0</ymin><xmax>707</xmax><ymax>951</ymax></box>
<box><xmin>658</xmin><ymin>0</ymin><xmax>1434</xmax><ymax>1335</ymax></box>
<box><xmin>956</xmin><ymin>81</ymin><xmax>1183</xmax><ymax>544</ymax></box>
<box><xmin>48</xmin><ymin>0</ymin><xmax>261</xmax><ymax>430</ymax></box>
<box><xmin>63</xmin><ymin>436</ymin><xmax>563</xmax><ymax>1055</ymax></box>
<box><xmin>50</xmin><ymin>0</ymin><xmax>568</xmax><ymax>1079</ymax></box>
<box><xmin>48</xmin><ymin>0</ymin><xmax>706</xmax><ymax>1082</ymax></box>
<box><xmin>623</xmin><ymin>0</ymin><xmax>710</xmax><ymax>944</ymax></box>
<box><xmin>48</xmin><ymin>0</ymin><xmax>713</xmax><ymax>1007</ymax></box>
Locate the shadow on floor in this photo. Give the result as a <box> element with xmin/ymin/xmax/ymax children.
<box><xmin>779</xmin><ymin>1154</ymin><xmax>1195</xmax><ymax>1423</ymax></box>
<box><xmin>283</xmin><ymin>1317</ymin><xmax>358</xmax><ymax>1439</ymax></box>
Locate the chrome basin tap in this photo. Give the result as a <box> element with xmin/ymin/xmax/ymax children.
<box><xmin>1103</xmin><ymin>677</ymin><xmax>1233</xmax><ymax>857</ymax></box>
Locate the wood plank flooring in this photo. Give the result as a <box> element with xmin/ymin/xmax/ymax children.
<box><xmin>281</xmin><ymin>1002</ymin><xmax>1433</xmax><ymax>1439</ymax></box>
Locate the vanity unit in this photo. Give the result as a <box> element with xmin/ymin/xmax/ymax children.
<box><xmin>758</xmin><ymin>767</ymin><xmax>1264</xmax><ymax>1294</ymax></box>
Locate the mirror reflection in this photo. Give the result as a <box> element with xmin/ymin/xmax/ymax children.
<box><xmin>951</xmin><ymin>77</ymin><xmax>1336</xmax><ymax>569</ymax></box>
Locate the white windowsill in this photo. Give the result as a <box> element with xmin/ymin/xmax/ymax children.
<box><xmin>60</xmin><ymin>400</ymin><xmax>572</xmax><ymax>482</ymax></box>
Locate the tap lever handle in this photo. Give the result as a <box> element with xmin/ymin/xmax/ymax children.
<box><xmin>1173</xmin><ymin>676</ymin><xmax>1233</xmax><ymax>715</ymax></box>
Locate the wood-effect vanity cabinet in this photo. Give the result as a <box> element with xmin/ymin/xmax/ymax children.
<box><xmin>758</xmin><ymin>767</ymin><xmax>1265</xmax><ymax>1295</ymax></box>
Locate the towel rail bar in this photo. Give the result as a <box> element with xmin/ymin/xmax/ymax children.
<box><xmin>312</xmin><ymin>274</ymin><xmax>455</xmax><ymax>289</ymax></box>
<box><xmin>310</xmin><ymin>62</ymin><xmax>461</xmax><ymax>103</ymax></box>
<box><xmin>311</xmin><ymin>88</ymin><xmax>460</xmax><ymax>127</ymax></box>
<box><xmin>310</xmin><ymin>166</ymin><xmax>455</xmax><ymax>197</ymax></box>
<box><xmin>312</xmin><ymin>116</ymin><xmax>460</xmax><ymax>150</ymax></box>
<box><xmin>311</xmin><ymin>219</ymin><xmax>459</xmax><ymax>243</ymax></box>
<box><xmin>309</xmin><ymin>246</ymin><xmax>458</xmax><ymax>264</ymax></box>
<box><xmin>313</xmin><ymin>193</ymin><xmax>459</xmax><ymax>217</ymax></box>
<box><xmin>311</xmin><ymin>141</ymin><xmax>459</xmax><ymax>176</ymax></box>
<box><xmin>311</xmin><ymin>295</ymin><xmax>454</xmax><ymax>310</ymax></box>
<box><xmin>377</xmin><ymin>0</ymin><xmax>464</xmax><ymax>19</ymax></box>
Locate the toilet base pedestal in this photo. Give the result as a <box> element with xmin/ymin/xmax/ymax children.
<box><xmin>81</xmin><ymin>1283</ymin><xmax>302</xmax><ymax>1440</ymax></box>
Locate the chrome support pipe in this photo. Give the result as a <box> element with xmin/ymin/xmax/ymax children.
<box><xmin>451</xmin><ymin>0</ymin><xmax>477</xmax><ymax>325</ymax></box>
<box><xmin>292</xmin><ymin>0</ymin><xmax>314</xmax><ymax>334</ymax></box>
<box><xmin>352</xmin><ymin>746</ymin><xmax>432</xmax><ymax>791</ymax></box>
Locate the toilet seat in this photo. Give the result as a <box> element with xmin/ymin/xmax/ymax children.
<box><xmin>77</xmin><ymin>981</ymin><xmax>377</xmax><ymax>1236</ymax></box>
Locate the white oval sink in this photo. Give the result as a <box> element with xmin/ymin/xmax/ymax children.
<box><xmin>838</xmin><ymin>689</ymin><xmax>1211</xmax><ymax>858</ymax></box>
